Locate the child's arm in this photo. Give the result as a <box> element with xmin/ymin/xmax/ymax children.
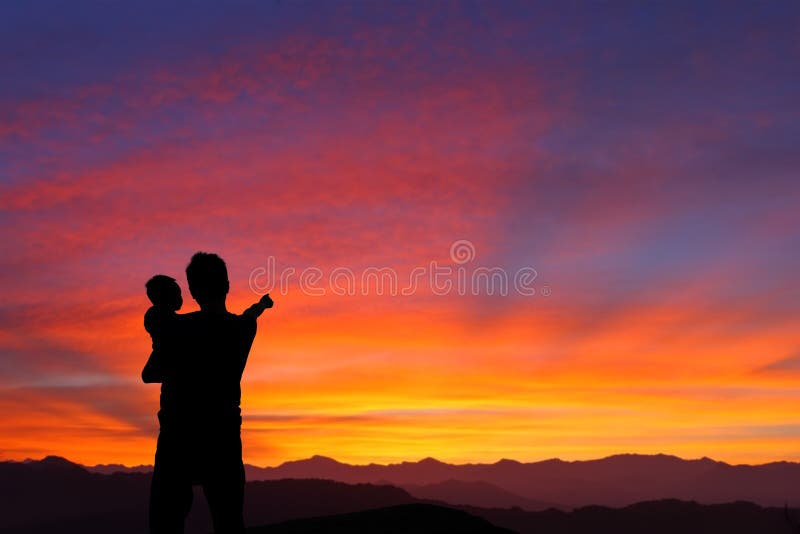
<box><xmin>242</xmin><ymin>293</ymin><xmax>274</xmax><ymax>319</ymax></box>
<box><xmin>141</xmin><ymin>349</ymin><xmax>163</xmax><ymax>383</ymax></box>
<box><xmin>141</xmin><ymin>307</ymin><xmax>170</xmax><ymax>383</ymax></box>
<box><xmin>142</xmin><ymin>308</ymin><xmax>162</xmax><ymax>383</ymax></box>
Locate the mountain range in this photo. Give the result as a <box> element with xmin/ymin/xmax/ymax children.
<box><xmin>2</xmin><ymin>456</ymin><xmax>798</xmax><ymax>533</ymax></box>
<box><xmin>79</xmin><ymin>453</ymin><xmax>800</xmax><ymax>509</ymax></box>
<box><xmin>242</xmin><ymin>453</ymin><xmax>800</xmax><ymax>508</ymax></box>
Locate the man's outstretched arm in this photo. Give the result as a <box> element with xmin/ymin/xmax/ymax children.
<box><xmin>241</xmin><ymin>293</ymin><xmax>274</xmax><ymax>319</ymax></box>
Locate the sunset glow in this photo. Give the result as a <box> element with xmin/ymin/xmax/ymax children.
<box><xmin>1</xmin><ymin>1</ymin><xmax>799</xmax><ymax>467</ymax></box>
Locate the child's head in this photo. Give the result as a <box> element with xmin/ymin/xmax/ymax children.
<box><xmin>145</xmin><ymin>275</ymin><xmax>183</xmax><ymax>311</ymax></box>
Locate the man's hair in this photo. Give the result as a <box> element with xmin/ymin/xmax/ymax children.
<box><xmin>145</xmin><ymin>274</ymin><xmax>178</xmax><ymax>306</ymax></box>
<box><xmin>186</xmin><ymin>252</ymin><xmax>229</xmax><ymax>303</ymax></box>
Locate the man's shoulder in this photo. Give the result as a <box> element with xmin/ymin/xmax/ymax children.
<box><xmin>168</xmin><ymin>311</ymin><xmax>200</xmax><ymax>334</ymax></box>
<box><xmin>184</xmin><ymin>310</ymin><xmax>253</xmax><ymax>326</ymax></box>
<box><xmin>228</xmin><ymin>310</ymin><xmax>256</xmax><ymax>329</ymax></box>
<box><xmin>178</xmin><ymin>309</ymin><xmax>255</xmax><ymax>336</ymax></box>
<box><xmin>225</xmin><ymin>311</ymin><xmax>257</xmax><ymax>338</ymax></box>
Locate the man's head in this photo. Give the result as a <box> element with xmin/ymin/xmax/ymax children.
<box><xmin>186</xmin><ymin>252</ymin><xmax>229</xmax><ymax>308</ymax></box>
<box><xmin>145</xmin><ymin>274</ymin><xmax>183</xmax><ymax>311</ymax></box>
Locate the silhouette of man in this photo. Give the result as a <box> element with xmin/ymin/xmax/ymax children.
<box><xmin>148</xmin><ymin>252</ymin><xmax>271</xmax><ymax>534</ymax></box>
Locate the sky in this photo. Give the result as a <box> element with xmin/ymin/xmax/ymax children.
<box><xmin>1</xmin><ymin>1</ymin><xmax>799</xmax><ymax>467</ymax></box>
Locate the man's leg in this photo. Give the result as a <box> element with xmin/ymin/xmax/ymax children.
<box><xmin>202</xmin><ymin>432</ymin><xmax>245</xmax><ymax>534</ymax></box>
<box><xmin>149</xmin><ymin>430</ymin><xmax>193</xmax><ymax>534</ymax></box>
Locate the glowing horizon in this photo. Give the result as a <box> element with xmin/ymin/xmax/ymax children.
<box><xmin>1</xmin><ymin>1</ymin><xmax>799</xmax><ymax>468</ymax></box>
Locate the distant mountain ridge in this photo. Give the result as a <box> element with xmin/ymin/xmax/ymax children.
<box><xmin>36</xmin><ymin>452</ymin><xmax>800</xmax><ymax>508</ymax></box>
<box><xmin>243</xmin><ymin>453</ymin><xmax>800</xmax><ymax>508</ymax></box>
<box><xmin>86</xmin><ymin>462</ymin><xmax>152</xmax><ymax>475</ymax></box>
<box><xmin>2</xmin><ymin>457</ymin><xmax>797</xmax><ymax>534</ymax></box>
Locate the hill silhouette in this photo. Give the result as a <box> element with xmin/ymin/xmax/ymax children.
<box><xmin>400</xmin><ymin>479</ymin><xmax>562</xmax><ymax>511</ymax></box>
<box><xmin>461</xmin><ymin>500</ymin><xmax>798</xmax><ymax>534</ymax></box>
<box><xmin>247</xmin><ymin>503</ymin><xmax>512</xmax><ymax>533</ymax></box>
<box><xmin>78</xmin><ymin>452</ymin><xmax>800</xmax><ymax>509</ymax></box>
<box><xmin>2</xmin><ymin>457</ymin><xmax>445</xmax><ymax>533</ymax></box>
<box><xmin>244</xmin><ymin>453</ymin><xmax>800</xmax><ymax>508</ymax></box>
<box><xmin>245</xmin><ymin>500</ymin><xmax>799</xmax><ymax>534</ymax></box>
<box><xmin>245</xmin><ymin>478</ymin><xmax>417</xmax><ymax>526</ymax></box>
<box><xmin>4</xmin><ymin>456</ymin><xmax>799</xmax><ymax>534</ymax></box>
<box><xmin>0</xmin><ymin>457</ymin><xmax>421</xmax><ymax>533</ymax></box>
<box><xmin>1</xmin><ymin>456</ymin><xmax>151</xmax><ymax>533</ymax></box>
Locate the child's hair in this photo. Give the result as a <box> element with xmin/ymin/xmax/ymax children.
<box><xmin>145</xmin><ymin>275</ymin><xmax>179</xmax><ymax>306</ymax></box>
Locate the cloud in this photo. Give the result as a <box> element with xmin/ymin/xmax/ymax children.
<box><xmin>760</xmin><ymin>355</ymin><xmax>800</xmax><ymax>373</ymax></box>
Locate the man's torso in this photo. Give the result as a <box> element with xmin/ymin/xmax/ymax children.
<box><xmin>157</xmin><ymin>310</ymin><xmax>257</xmax><ymax>431</ymax></box>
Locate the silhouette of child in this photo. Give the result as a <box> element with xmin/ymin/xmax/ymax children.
<box><xmin>141</xmin><ymin>275</ymin><xmax>183</xmax><ymax>383</ymax></box>
<box><xmin>141</xmin><ymin>274</ymin><xmax>274</xmax><ymax>383</ymax></box>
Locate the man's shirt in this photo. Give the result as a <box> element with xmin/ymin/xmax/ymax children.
<box><xmin>157</xmin><ymin>310</ymin><xmax>257</xmax><ymax>431</ymax></box>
